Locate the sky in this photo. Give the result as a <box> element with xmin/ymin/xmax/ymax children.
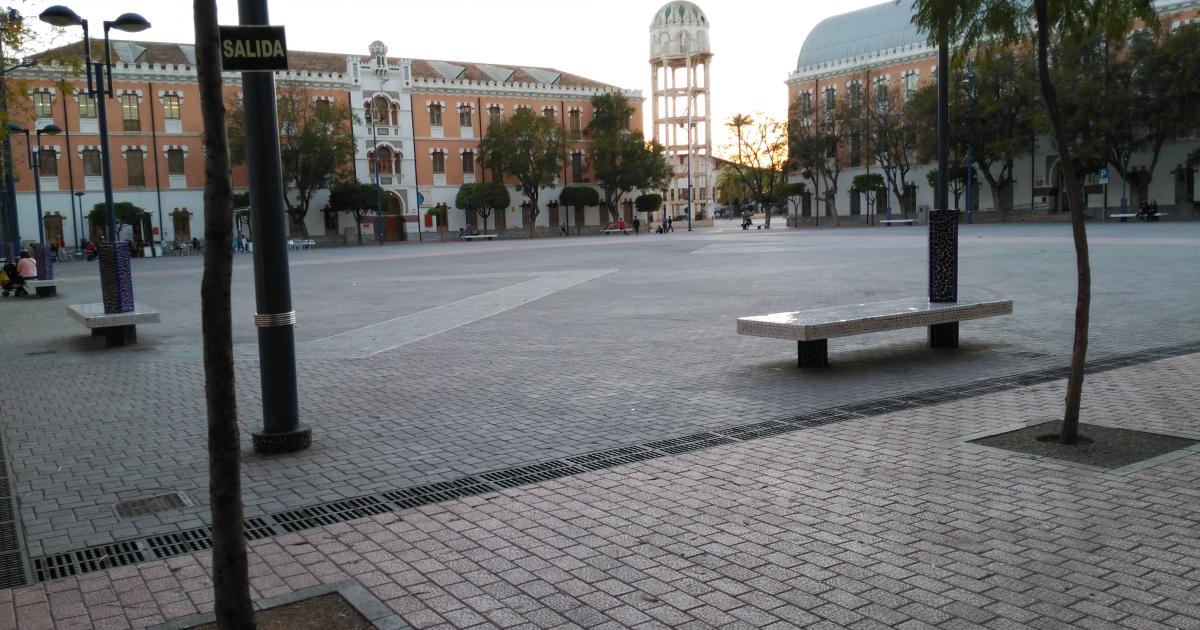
<box><xmin>21</xmin><ymin>0</ymin><xmax>887</xmax><ymax>154</ymax></box>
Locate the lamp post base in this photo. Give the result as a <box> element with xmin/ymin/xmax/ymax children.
<box><xmin>252</xmin><ymin>426</ymin><xmax>312</xmax><ymax>454</ymax></box>
<box><xmin>97</xmin><ymin>243</ymin><xmax>135</xmax><ymax>314</ymax></box>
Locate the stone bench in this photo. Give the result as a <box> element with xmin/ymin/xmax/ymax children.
<box><xmin>67</xmin><ymin>303</ymin><xmax>161</xmax><ymax>347</ymax></box>
<box><xmin>603</xmin><ymin>229</ymin><xmax>628</xmax><ymax>234</ymax></box>
<box><xmin>25</xmin><ymin>279</ymin><xmax>58</xmax><ymax>297</ymax></box>
<box><xmin>461</xmin><ymin>234</ymin><xmax>497</xmax><ymax>241</ymax></box>
<box><xmin>737</xmin><ymin>296</ymin><xmax>1014</xmax><ymax>367</ymax></box>
<box><xmin>879</xmin><ymin>219</ymin><xmax>915</xmax><ymax>226</ymax></box>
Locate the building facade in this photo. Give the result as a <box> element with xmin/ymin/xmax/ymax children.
<box><xmin>785</xmin><ymin>0</ymin><xmax>1200</xmax><ymax>222</ymax></box>
<box><xmin>4</xmin><ymin>38</ymin><xmax>641</xmax><ymax>248</ymax></box>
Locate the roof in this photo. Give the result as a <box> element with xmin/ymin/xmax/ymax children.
<box><xmin>32</xmin><ymin>39</ymin><xmax>618</xmax><ymax>88</ymax></box>
<box><xmin>796</xmin><ymin>0</ymin><xmax>923</xmax><ymax>71</ymax></box>
<box><xmin>650</xmin><ymin>1</ymin><xmax>708</xmax><ymax>30</ymax></box>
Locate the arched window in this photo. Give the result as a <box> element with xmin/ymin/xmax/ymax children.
<box><xmin>371</xmin><ymin>96</ymin><xmax>390</xmax><ymax>125</ymax></box>
<box><xmin>376</xmin><ymin>146</ymin><xmax>394</xmax><ymax>175</ymax></box>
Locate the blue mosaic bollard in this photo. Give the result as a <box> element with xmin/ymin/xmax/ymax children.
<box><xmin>928</xmin><ymin>209</ymin><xmax>958</xmax><ymax>303</ymax></box>
<box><xmin>34</xmin><ymin>244</ymin><xmax>53</xmax><ymax>281</ymax></box>
<box><xmin>98</xmin><ymin>243</ymin><xmax>134</xmax><ymax>313</ymax></box>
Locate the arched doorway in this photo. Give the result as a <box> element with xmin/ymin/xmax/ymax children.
<box><xmin>383</xmin><ymin>189</ymin><xmax>406</xmax><ymax>241</ymax></box>
<box><xmin>171</xmin><ymin>209</ymin><xmax>193</xmax><ymax>243</ymax></box>
<box><xmin>43</xmin><ymin>212</ymin><xmax>64</xmax><ymax>246</ymax></box>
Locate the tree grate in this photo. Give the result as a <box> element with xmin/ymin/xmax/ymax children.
<box><xmin>382</xmin><ymin>477</ymin><xmax>493</xmax><ymax>509</ymax></box>
<box><xmin>645</xmin><ymin>432</ymin><xmax>736</xmax><ymax>455</ymax></box>
<box><xmin>0</xmin><ymin>552</ymin><xmax>24</xmax><ymax>589</ymax></box>
<box><xmin>33</xmin><ymin>541</ymin><xmax>146</xmax><ymax>582</ymax></box>
<box><xmin>146</xmin><ymin>528</ymin><xmax>211</xmax><ymax>558</ymax></box>
<box><xmin>717</xmin><ymin>421</ymin><xmax>795</xmax><ymax>442</ymax></box>
<box><xmin>479</xmin><ymin>461</ymin><xmax>584</xmax><ymax>489</ymax></box>
<box><xmin>568</xmin><ymin>446</ymin><xmax>662</xmax><ymax>471</ymax></box>
<box><xmin>244</xmin><ymin>517</ymin><xmax>277</xmax><ymax>540</ymax></box>
<box><xmin>273</xmin><ymin>496</ymin><xmax>393</xmax><ymax>533</ymax></box>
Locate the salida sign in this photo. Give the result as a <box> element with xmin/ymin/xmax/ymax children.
<box><xmin>218</xmin><ymin>25</ymin><xmax>288</xmax><ymax>71</ymax></box>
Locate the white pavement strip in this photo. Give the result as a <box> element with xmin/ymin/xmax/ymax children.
<box><xmin>303</xmin><ymin>269</ymin><xmax>615</xmax><ymax>359</ymax></box>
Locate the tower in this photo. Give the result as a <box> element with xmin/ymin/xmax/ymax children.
<box><xmin>650</xmin><ymin>1</ymin><xmax>712</xmax><ymax>223</ymax></box>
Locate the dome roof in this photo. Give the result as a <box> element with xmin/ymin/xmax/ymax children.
<box><xmin>650</xmin><ymin>1</ymin><xmax>708</xmax><ymax>30</ymax></box>
<box><xmin>795</xmin><ymin>0</ymin><xmax>924</xmax><ymax>71</ymax></box>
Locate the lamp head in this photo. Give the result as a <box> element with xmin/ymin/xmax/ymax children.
<box><xmin>109</xmin><ymin>12</ymin><xmax>150</xmax><ymax>32</ymax></box>
<box><xmin>39</xmin><ymin>124</ymin><xmax>62</xmax><ymax>135</ymax></box>
<box><xmin>38</xmin><ymin>5</ymin><xmax>83</xmax><ymax>28</ymax></box>
<box><xmin>5</xmin><ymin>122</ymin><xmax>25</xmax><ymax>133</ymax></box>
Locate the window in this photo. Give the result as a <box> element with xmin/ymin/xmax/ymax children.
<box><xmin>462</xmin><ymin>150</ymin><xmax>475</xmax><ymax>175</ymax></box>
<box><xmin>571</xmin><ymin>152</ymin><xmax>583</xmax><ymax>182</ymax></box>
<box><xmin>799</xmin><ymin>92</ymin><xmax>812</xmax><ymax>117</ymax></box>
<box><xmin>127</xmin><ymin>149</ymin><xmax>146</xmax><ymax>187</ymax></box>
<box><xmin>459</xmin><ymin>105</ymin><xmax>472</xmax><ymax>127</ymax></box>
<box><xmin>903</xmin><ymin>72</ymin><xmax>919</xmax><ymax>102</ymax></box>
<box><xmin>82</xmin><ymin>149</ymin><xmax>101</xmax><ymax>176</ymax></box>
<box><xmin>825</xmin><ymin>137</ymin><xmax>836</xmax><ymax>159</ymax></box>
<box><xmin>33</xmin><ymin>92</ymin><xmax>53</xmax><ymax>119</ymax></box>
<box><xmin>78</xmin><ymin>94</ymin><xmax>96</xmax><ymax>118</ymax></box>
<box><xmin>162</xmin><ymin>94</ymin><xmax>181</xmax><ymax>120</ymax></box>
<box><xmin>314</xmin><ymin>99</ymin><xmax>331</xmax><ymax>118</ymax></box>
<box><xmin>542</xmin><ymin>107</ymin><xmax>555</xmax><ymax>119</ymax></box>
<box><xmin>823</xmin><ymin>87</ymin><xmax>836</xmax><ymax>119</ymax></box>
<box><xmin>121</xmin><ymin>94</ymin><xmax>140</xmax><ymax>131</ymax></box>
<box><xmin>167</xmin><ymin>148</ymin><xmax>185</xmax><ymax>176</ymax></box>
<box><xmin>371</xmin><ymin>96</ymin><xmax>390</xmax><ymax>125</ymax></box>
<box><xmin>431</xmin><ymin>151</ymin><xmax>445</xmax><ymax>175</ymax></box>
<box><xmin>875</xmin><ymin>78</ymin><xmax>889</xmax><ymax>108</ymax></box>
<box><xmin>429</xmin><ymin>103</ymin><xmax>443</xmax><ymax>126</ymax></box>
<box><xmin>488</xmin><ymin>105</ymin><xmax>501</xmax><ymax>124</ymax></box>
<box><xmin>376</xmin><ymin>146</ymin><xmax>393</xmax><ymax>175</ymax></box>
<box><xmin>569</xmin><ymin>110</ymin><xmax>581</xmax><ymax>139</ymax></box>
<box><xmin>850</xmin><ymin>133</ymin><xmax>861</xmax><ymax>167</ymax></box>
<box><xmin>39</xmin><ymin>148</ymin><xmax>58</xmax><ymax>176</ymax></box>
<box><xmin>848</xmin><ymin>83</ymin><xmax>861</xmax><ymax>117</ymax></box>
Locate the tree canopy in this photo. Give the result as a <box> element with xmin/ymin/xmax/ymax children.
<box><xmin>723</xmin><ymin>113</ymin><xmax>789</xmax><ymax>227</ymax></box>
<box><xmin>90</xmin><ymin>202</ymin><xmax>147</xmax><ymax>236</ymax></box>
<box><xmin>585</xmin><ymin>93</ymin><xmax>673</xmax><ymax>220</ymax></box>
<box><xmin>327</xmin><ymin>180</ymin><xmax>383</xmax><ymax>244</ymax></box>
<box><xmin>635</xmin><ymin>193</ymin><xmax>663</xmax><ymax>213</ymax></box>
<box><xmin>479</xmin><ymin>107</ymin><xmax>565</xmax><ymax>237</ymax></box>
<box><xmin>455</xmin><ymin>181</ymin><xmax>510</xmax><ymax>233</ymax></box>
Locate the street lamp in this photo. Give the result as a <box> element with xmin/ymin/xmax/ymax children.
<box><xmin>74</xmin><ymin>190</ymin><xmax>85</xmax><ymax>248</ymax></box>
<box><xmin>0</xmin><ymin>9</ymin><xmax>37</xmax><ymax>259</ymax></box>
<box><xmin>40</xmin><ymin>5</ymin><xmax>150</xmax><ymax>313</ymax></box>
<box><xmin>8</xmin><ymin>122</ymin><xmax>61</xmax><ymax>277</ymax></box>
<box><xmin>960</xmin><ymin>59</ymin><xmax>977</xmax><ymax>224</ymax></box>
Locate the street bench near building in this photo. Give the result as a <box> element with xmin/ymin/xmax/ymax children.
<box><xmin>287</xmin><ymin>239</ymin><xmax>316</xmax><ymax>250</ymax></box>
<box><xmin>737</xmin><ymin>296</ymin><xmax>1013</xmax><ymax>367</ymax></box>
<box><xmin>1110</xmin><ymin>212</ymin><xmax>1168</xmax><ymax>222</ymax></box>
<box><xmin>461</xmin><ymin>234</ymin><xmax>497</xmax><ymax>241</ymax></box>
<box><xmin>25</xmin><ymin>279</ymin><xmax>58</xmax><ymax>297</ymax></box>
<box><xmin>879</xmin><ymin>219</ymin><xmax>915</xmax><ymax>226</ymax></box>
<box><xmin>67</xmin><ymin>303</ymin><xmax>161</xmax><ymax>348</ymax></box>
<box><xmin>602</xmin><ymin>229</ymin><xmax>628</xmax><ymax>235</ymax></box>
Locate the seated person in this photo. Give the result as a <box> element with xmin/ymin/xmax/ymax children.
<box><xmin>3</xmin><ymin>251</ymin><xmax>37</xmax><ymax>296</ymax></box>
<box><xmin>83</xmin><ymin>241</ymin><xmax>97</xmax><ymax>260</ymax></box>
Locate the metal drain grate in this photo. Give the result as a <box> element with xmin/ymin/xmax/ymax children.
<box><xmin>244</xmin><ymin>517</ymin><xmax>277</xmax><ymax>540</ymax></box>
<box><xmin>717</xmin><ymin>421</ymin><xmax>794</xmax><ymax>441</ymax></box>
<box><xmin>568</xmin><ymin>446</ymin><xmax>662</xmax><ymax>471</ymax></box>
<box><xmin>273</xmin><ymin>496</ymin><xmax>393</xmax><ymax>533</ymax></box>
<box><xmin>0</xmin><ymin>551</ymin><xmax>24</xmax><ymax>588</ymax></box>
<box><xmin>645</xmin><ymin>432</ymin><xmax>736</xmax><ymax>455</ymax></box>
<box><xmin>382</xmin><ymin>477</ymin><xmax>493</xmax><ymax>509</ymax></box>
<box><xmin>34</xmin><ymin>541</ymin><xmax>146</xmax><ymax>581</ymax></box>
<box><xmin>479</xmin><ymin>461</ymin><xmax>583</xmax><ymax>489</ymax></box>
<box><xmin>146</xmin><ymin>528</ymin><xmax>210</xmax><ymax>558</ymax></box>
<box><xmin>115</xmin><ymin>492</ymin><xmax>190</xmax><ymax>518</ymax></box>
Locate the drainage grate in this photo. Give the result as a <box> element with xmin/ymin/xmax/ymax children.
<box><xmin>382</xmin><ymin>477</ymin><xmax>493</xmax><ymax>509</ymax></box>
<box><xmin>645</xmin><ymin>432</ymin><xmax>736</xmax><ymax>455</ymax></box>
<box><xmin>479</xmin><ymin>461</ymin><xmax>583</xmax><ymax>489</ymax></box>
<box><xmin>0</xmin><ymin>551</ymin><xmax>23</xmax><ymax>588</ymax></box>
<box><xmin>717</xmin><ymin>421</ymin><xmax>795</xmax><ymax>442</ymax></box>
<box><xmin>24</xmin><ymin>350</ymin><xmax>57</xmax><ymax>357</ymax></box>
<box><xmin>244</xmin><ymin>517</ymin><xmax>277</xmax><ymax>540</ymax></box>
<box><xmin>273</xmin><ymin>496</ymin><xmax>393</xmax><ymax>533</ymax></box>
<box><xmin>33</xmin><ymin>541</ymin><xmax>146</xmax><ymax>581</ymax></box>
<box><xmin>568</xmin><ymin>446</ymin><xmax>662</xmax><ymax>471</ymax></box>
<box><xmin>115</xmin><ymin>492</ymin><xmax>190</xmax><ymax>518</ymax></box>
<box><xmin>146</xmin><ymin>528</ymin><xmax>211</xmax><ymax>558</ymax></box>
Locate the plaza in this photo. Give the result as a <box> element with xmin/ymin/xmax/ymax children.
<box><xmin>0</xmin><ymin>221</ymin><xmax>1198</xmax><ymax>627</ymax></box>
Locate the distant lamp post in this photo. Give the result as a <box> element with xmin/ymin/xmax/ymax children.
<box><xmin>960</xmin><ymin>59</ymin><xmax>976</xmax><ymax>224</ymax></box>
<box><xmin>74</xmin><ymin>190</ymin><xmax>85</xmax><ymax>247</ymax></box>
<box><xmin>8</xmin><ymin>122</ymin><xmax>61</xmax><ymax>278</ymax></box>
<box><xmin>40</xmin><ymin>5</ymin><xmax>151</xmax><ymax>315</ymax></box>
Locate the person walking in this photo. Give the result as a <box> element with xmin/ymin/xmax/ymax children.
<box><xmin>661</xmin><ymin>216</ymin><xmax>668</xmax><ymax>234</ymax></box>
<box><xmin>632</xmin><ymin>216</ymin><xmax>641</xmax><ymax>235</ymax></box>
<box><xmin>667</xmin><ymin>216</ymin><xmax>674</xmax><ymax>233</ymax></box>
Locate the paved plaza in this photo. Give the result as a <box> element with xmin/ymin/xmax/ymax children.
<box><xmin>0</xmin><ymin>221</ymin><xmax>1198</xmax><ymax>628</ymax></box>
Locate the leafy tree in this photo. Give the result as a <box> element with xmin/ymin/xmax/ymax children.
<box><xmin>851</xmin><ymin>173</ymin><xmax>885</xmax><ymax>217</ymax></box>
<box><xmin>914</xmin><ymin>0</ymin><xmax>1155</xmax><ymax>444</ymax></box>
<box><xmin>866</xmin><ymin>89</ymin><xmax>919</xmax><ymax>214</ymax></box>
<box><xmin>777</xmin><ymin>182</ymin><xmax>808</xmax><ymax>218</ymax></box>
<box><xmin>715</xmin><ymin>167</ymin><xmax>746</xmax><ymax>207</ymax></box>
<box><xmin>585</xmin><ymin>93</ymin><xmax>673</xmax><ymax>221</ymax></box>
<box><xmin>558</xmin><ymin>185</ymin><xmax>599</xmax><ymax>235</ymax></box>
<box><xmin>227</xmin><ymin>85</ymin><xmax>356</xmax><ymax>237</ymax></box>
<box><xmin>455</xmin><ymin>181</ymin><xmax>510</xmax><ymax>234</ymax></box>
<box><xmin>479</xmin><ymin>108</ymin><xmax>565</xmax><ymax>237</ymax></box>
<box><xmin>90</xmin><ymin>201</ymin><xmax>147</xmax><ymax>237</ymax></box>
<box><xmin>194</xmin><ymin>1</ymin><xmax>254</xmax><ymax>627</ymax></box>
<box><xmin>787</xmin><ymin>97</ymin><xmax>844</xmax><ymax>224</ymax></box>
<box><xmin>723</xmin><ymin>113</ymin><xmax>789</xmax><ymax>228</ymax></box>
<box><xmin>327</xmin><ymin>180</ymin><xmax>384</xmax><ymax>244</ymax></box>
<box><xmin>635</xmin><ymin>193</ymin><xmax>663</xmax><ymax>214</ymax></box>
<box><xmin>924</xmin><ymin>166</ymin><xmax>973</xmax><ymax>209</ymax></box>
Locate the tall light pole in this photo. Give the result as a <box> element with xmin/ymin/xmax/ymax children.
<box><xmin>0</xmin><ymin>10</ymin><xmax>36</xmax><ymax>260</ymax></box>
<box><xmin>74</xmin><ymin>191</ymin><xmax>85</xmax><ymax>247</ymax></box>
<box><xmin>40</xmin><ymin>5</ymin><xmax>151</xmax><ymax>315</ymax></box>
<box><xmin>8</xmin><ymin>122</ymin><xmax>62</xmax><ymax>277</ymax></box>
<box><xmin>961</xmin><ymin>59</ymin><xmax>976</xmax><ymax>225</ymax></box>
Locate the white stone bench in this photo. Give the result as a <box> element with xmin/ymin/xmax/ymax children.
<box><xmin>24</xmin><ymin>279</ymin><xmax>58</xmax><ymax>297</ymax></box>
<box><xmin>879</xmin><ymin>219</ymin><xmax>915</xmax><ymax>226</ymax></box>
<box><xmin>603</xmin><ymin>229</ymin><xmax>628</xmax><ymax>234</ymax></box>
<box><xmin>461</xmin><ymin>234</ymin><xmax>497</xmax><ymax>241</ymax></box>
<box><xmin>68</xmin><ymin>303</ymin><xmax>161</xmax><ymax>347</ymax></box>
<box><xmin>737</xmin><ymin>296</ymin><xmax>1013</xmax><ymax>367</ymax></box>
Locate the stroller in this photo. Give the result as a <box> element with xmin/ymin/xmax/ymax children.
<box><xmin>1</xmin><ymin>262</ymin><xmax>26</xmax><ymax>297</ymax></box>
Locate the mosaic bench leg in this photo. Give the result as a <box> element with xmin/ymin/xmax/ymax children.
<box><xmin>100</xmin><ymin>325</ymin><xmax>137</xmax><ymax>347</ymax></box>
<box><xmin>34</xmin><ymin>285</ymin><xmax>56</xmax><ymax>298</ymax></box>
<box><xmin>929</xmin><ymin>322</ymin><xmax>959</xmax><ymax>348</ymax></box>
<box><xmin>798</xmin><ymin>339</ymin><xmax>829</xmax><ymax>368</ymax></box>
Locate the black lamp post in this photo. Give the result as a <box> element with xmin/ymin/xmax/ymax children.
<box><xmin>0</xmin><ymin>10</ymin><xmax>36</xmax><ymax>260</ymax></box>
<box><xmin>8</xmin><ymin>122</ymin><xmax>61</xmax><ymax>277</ymax></box>
<box><xmin>74</xmin><ymin>190</ymin><xmax>85</xmax><ymax>248</ymax></box>
<box><xmin>40</xmin><ymin>5</ymin><xmax>150</xmax><ymax>313</ymax></box>
<box><xmin>960</xmin><ymin>59</ymin><xmax>976</xmax><ymax>225</ymax></box>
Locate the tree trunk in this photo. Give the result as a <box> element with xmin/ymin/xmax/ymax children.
<box><xmin>1036</xmin><ymin>0</ymin><xmax>1091</xmax><ymax>445</ymax></box>
<box><xmin>194</xmin><ymin>1</ymin><xmax>255</xmax><ymax>628</ymax></box>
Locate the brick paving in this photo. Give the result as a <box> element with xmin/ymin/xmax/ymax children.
<box><xmin>0</xmin><ymin>352</ymin><xmax>1197</xmax><ymax>629</ymax></box>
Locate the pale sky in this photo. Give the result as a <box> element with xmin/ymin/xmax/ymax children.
<box><xmin>22</xmin><ymin>0</ymin><xmax>885</xmax><ymax>153</ymax></box>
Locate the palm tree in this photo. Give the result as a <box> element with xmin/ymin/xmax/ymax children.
<box><xmin>912</xmin><ymin>0</ymin><xmax>1154</xmax><ymax>444</ymax></box>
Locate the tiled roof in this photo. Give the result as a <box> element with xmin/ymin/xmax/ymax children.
<box><xmin>795</xmin><ymin>0</ymin><xmax>924</xmax><ymax>71</ymax></box>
